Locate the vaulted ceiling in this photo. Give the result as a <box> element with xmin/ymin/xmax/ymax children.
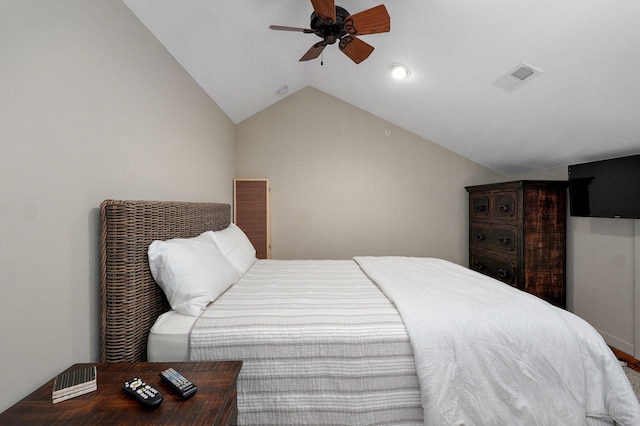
<box><xmin>123</xmin><ymin>0</ymin><xmax>640</xmax><ymax>174</ymax></box>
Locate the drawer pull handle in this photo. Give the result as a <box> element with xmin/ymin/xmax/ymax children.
<box><xmin>474</xmin><ymin>233</ymin><xmax>485</xmax><ymax>241</ymax></box>
<box><xmin>497</xmin><ymin>268</ymin><xmax>509</xmax><ymax>278</ymax></box>
<box><xmin>497</xmin><ymin>236</ymin><xmax>510</xmax><ymax>245</ymax></box>
<box><xmin>475</xmin><ymin>205</ymin><xmax>487</xmax><ymax>212</ymax></box>
<box><xmin>474</xmin><ymin>262</ymin><xmax>486</xmax><ymax>271</ymax></box>
<box><xmin>496</xmin><ymin>204</ymin><xmax>510</xmax><ymax>212</ymax></box>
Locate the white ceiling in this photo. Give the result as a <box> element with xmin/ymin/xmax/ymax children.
<box><xmin>123</xmin><ymin>0</ymin><xmax>640</xmax><ymax>174</ymax></box>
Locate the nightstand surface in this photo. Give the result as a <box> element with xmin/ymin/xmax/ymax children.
<box><xmin>0</xmin><ymin>361</ymin><xmax>242</xmax><ymax>425</ymax></box>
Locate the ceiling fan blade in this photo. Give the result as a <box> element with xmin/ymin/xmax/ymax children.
<box><xmin>345</xmin><ymin>4</ymin><xmax>390</xmax><ymax>36</ymax></box>
<box><xmin>270</xmin><ymin>25</ymin><xmax>314</xmax><ymax>33</ymax></box>
<box><xmin>299</xmin><ymin>41</ymin><xmax>327</xmax><ymax>61</ymax></box>
<box><xmin>339</xmin><ymin>36</ymin><xmax>374</xmax><ymax>64</ymax></box>
<box><xmin>310</xmin><ymin>0</ymin><xmax>336</xmax><ymax>23</ymax></box>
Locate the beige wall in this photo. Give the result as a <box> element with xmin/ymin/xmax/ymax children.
<box><xmin>236</xmin><ymin>87</ymin><xmax>500</xmax><ymax>263</ymax></box>
<box><xmin>0</xmin><ymin>0</ymin><xmax>235</xmax><ymax>411</ymax></box>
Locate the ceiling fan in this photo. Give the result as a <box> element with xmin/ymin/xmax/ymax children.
<box><xmin>269</xmin><ymin>0</ymin><xmax>390</xmax><ymax>64</ymax></box>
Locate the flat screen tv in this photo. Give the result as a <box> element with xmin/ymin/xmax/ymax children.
<box><xmin>568</xmin><ymin>154</ymin><xmax>640</xmax><ymax>219</ymax></box>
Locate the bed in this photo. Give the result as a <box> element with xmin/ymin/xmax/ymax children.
<box><xmin>100</xmin><ymin>199</ymin><xmax>640</xmax><ymax>425</ymax></box>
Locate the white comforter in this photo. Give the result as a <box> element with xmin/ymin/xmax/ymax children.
<box><xmin>354</xmin><ymin>256</ymin><xmax>640</xmax><ymax>426</ymax></box>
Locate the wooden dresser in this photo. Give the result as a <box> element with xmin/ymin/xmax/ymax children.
<box><xmin>465</xmin><ymin>180</ymin><xmax>568</xmax><ymax>308</ymax></box>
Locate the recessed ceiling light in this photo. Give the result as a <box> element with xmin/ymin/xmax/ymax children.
<box><xmin>389</xmin><ymin>63</ymin><xmax>411</xmax><ymax>79</ymax></box>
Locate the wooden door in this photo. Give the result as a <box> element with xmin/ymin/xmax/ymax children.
<box><xmin>234</xmin><ymin>179</ymin><xmax>270</xmax><ymax>259</ymax></box>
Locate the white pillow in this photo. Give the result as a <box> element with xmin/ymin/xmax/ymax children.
<box><xmin>211</xmin><ymin>223</ymin><xmax>257</xmax><ymax>274</ymax></box>
<box><xmin>148</xmin><ymin>231</ymin><xmax>241</xmax><ymax>316</ymax></box>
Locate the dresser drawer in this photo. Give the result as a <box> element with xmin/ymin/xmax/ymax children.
<box><xmin>470</xmin><ymin>251</ymin><xmax>517</xmax><ymax>286</ymax></box>
<box><xmin>470</xmin><ymin>224</ymin><xmax>517</xmax><ymax>252</ymax></box>
<box><xmin>469</xmin><ymin>190</ymin><xmax>518</xmax><ymax>221</ymax></box>
<box><xmin>492</xmin><ymin>190</ymin><xmax>518</xmax><ymax>221</ymax></box>
<box><xmin>470</xmin><ymin>193</ymin><xmax>490</xmax><ymax>219</ymax></box>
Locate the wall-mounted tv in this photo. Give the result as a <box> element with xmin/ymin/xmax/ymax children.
<box><xmin>568</xmin><ymin>154</ymin><xmax>640</xmax><ymax>219</ymax></box>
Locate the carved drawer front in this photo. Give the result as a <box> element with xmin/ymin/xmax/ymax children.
<box><xmin>470</xmin><ymin>193</ymin><xmax>490</xmax><ymax>219</ymax></box>
<box><xmin>492</xmin><ymin>191</ymin><xmax>518</xmax><ymax>221</ymax></box>
<box><xmin>470</xmin><ymin>251</ymin><xmax>517</xmax><ymax>286</ymax></box>
<box><xmin>470</xmin><ymin>224</ymin><xmax>517</xmax><ymax>252</ymax></box>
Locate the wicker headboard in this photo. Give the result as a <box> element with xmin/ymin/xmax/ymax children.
<box><xmin>99</xmin><ymin>200</ymin><xmax>231</xmax><ymax>362</ymax></box>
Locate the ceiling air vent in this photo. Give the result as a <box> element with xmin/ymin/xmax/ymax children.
<box><xmin>493</xmin><ymin>63</ymin><xmax>543</xmax><ymax>92</ymax></box>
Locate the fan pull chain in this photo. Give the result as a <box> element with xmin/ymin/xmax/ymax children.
<box><xmin>321</xmin><ymin>50</ymin><xmax>324</xmax><ymax>66</ymax></box>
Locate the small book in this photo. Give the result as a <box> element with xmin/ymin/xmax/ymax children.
<box><xmin>52</xmin><ymin>365</ymin><xmax>97</xmax><ymax>404</ymax></box>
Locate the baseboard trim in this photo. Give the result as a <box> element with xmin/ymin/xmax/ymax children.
<box><xmin>600</xmin><ymin>329</ymin><xmax>634</xmax><ymax>356</ymax></box>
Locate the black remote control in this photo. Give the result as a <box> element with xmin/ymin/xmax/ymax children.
<box><xmin>159</xmin><ymin>368</ymin><xmax>197</xmax><ymax>399</ymax></box>
<box><xmin>122</xmin><ymin>378</ymin><xmax>163</xmax><ymax>409</ymax></box>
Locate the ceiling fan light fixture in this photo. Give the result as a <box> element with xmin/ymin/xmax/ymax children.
<box><xmin>389</xmin><ymin>63</ymin><xmax>411</xmax><ymax>79</ymax></box>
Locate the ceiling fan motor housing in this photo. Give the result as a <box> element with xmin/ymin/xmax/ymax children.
<box><xmin>310</xmin><ymin>5</ymin><xmax>350</xmax><ymax>44</ymax></box>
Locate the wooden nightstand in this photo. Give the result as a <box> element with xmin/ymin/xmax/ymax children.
<box><xmin>0</xmin><ymin>361</ymin><xmax>242</xmax><ymax>425</ymax></box>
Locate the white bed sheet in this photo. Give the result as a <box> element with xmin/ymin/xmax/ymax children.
<box><xmin>147</xmin><ymin>310</ymin><xmax>197</xmax><ymax>362</ymax></box>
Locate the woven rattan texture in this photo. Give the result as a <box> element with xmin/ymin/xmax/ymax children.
<box><xmin>99</xmin><ymin>200</ymin><xmax>231</xmax><ymax>362</ymax></box>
